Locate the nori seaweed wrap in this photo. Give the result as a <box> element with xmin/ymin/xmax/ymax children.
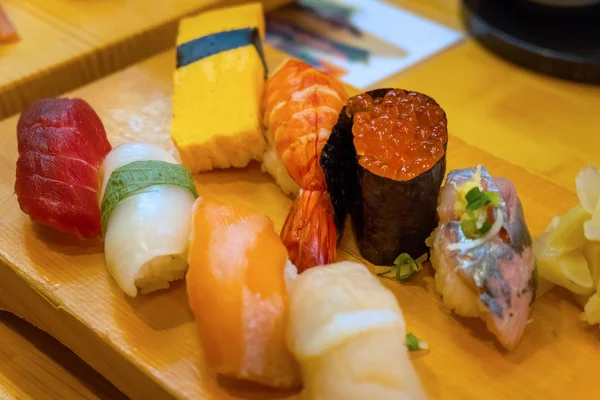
<box><xmin>320</xmin><ymin>88</ymin><xmax>448</xmax><ymax>265</ymax></box>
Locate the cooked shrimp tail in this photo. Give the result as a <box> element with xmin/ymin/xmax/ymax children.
<box><xmin>280</xmin><ymin>189</ymin><xmax>337</xmax><ymax>272</ymax></box>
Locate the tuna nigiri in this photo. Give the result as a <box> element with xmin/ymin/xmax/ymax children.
<box><xmin>15</xmin><ymin>98</ymin><xmax>111</xmax><ymax>239</ymax></box>
<box><xmin>428</xmin><ymin>165</ymin><xmax>537</xmax><ymax>350</ymax></box>
<box><xmin>262</xmin><ymin>58</ymin><xmax>348</xmax><ymax>272</ymax></box>
<box><xmin>186</xmin><ymin>198</ymin><xmax>301</xmax><ymax>389</ymax></box>
<box><xmin>100</xmin><ymin>143</ymin><xmax>197</xmax><ymax>296</ymax></box>
<box><xmin>286</xmin><ymin>261</ymin><xmax>427</xmax><ymax>400</ymax></box>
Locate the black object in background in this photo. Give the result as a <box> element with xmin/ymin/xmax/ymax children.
<box><xmin>462</xmin><ymin>0</ymin><xmax>600</xmax><ymax>84</ymax></box>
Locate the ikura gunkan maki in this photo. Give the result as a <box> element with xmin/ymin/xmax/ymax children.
<box><xmin>320</xmin><ymin>88</ymin><xmax>448</xmax><ymax>265</ymax></box>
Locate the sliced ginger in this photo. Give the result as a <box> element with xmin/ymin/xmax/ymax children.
<box><xmin>546</xmin><ymin>204</ymin><xmax>590</xmax><ymax>252</ymax></box>
<box><xmin>535</xmin><ymin>165</ymin><xmax>600</xmax><ymax>327</ymax></box>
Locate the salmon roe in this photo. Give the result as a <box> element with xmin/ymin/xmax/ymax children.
<box><xmin>347</xmin><ymin>89</ymin><xmax>448</xmax><ymax>181</ymax></box>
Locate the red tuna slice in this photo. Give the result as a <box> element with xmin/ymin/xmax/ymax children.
<box><xmin>15</xmin><ymin>98</ymin><xmax>111</xmax><ymax>239</ymax></box>
<box><xmin>430</xmin><ymin>166</ymin><xmax>536</xmax><ymax>350</ymax></box>
<box><xmin>17</xmin><ymin>98</ymin><xmax>111</xmax><ymax>161</ymax></box>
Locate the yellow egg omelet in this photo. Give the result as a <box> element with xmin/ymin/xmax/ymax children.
<box><xmin>171</xmin><ymin>3</ymin><xmax>267</xmax><ymax>173</ymax></box>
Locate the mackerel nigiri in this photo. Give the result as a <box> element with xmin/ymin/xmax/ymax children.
<box><xmin>15</xmin><ymin>98</ymin><xmax>111</xmax><ymax>238</ymax></box>
<box><xmin>100</xmin><ymin>143</ymin><xmax>197</xmax><ymax>297</ymax></box>
<box><xmin>428</xmin><ymin>165</ymin><xmax>537</xmax><ymax>350</ymax></box>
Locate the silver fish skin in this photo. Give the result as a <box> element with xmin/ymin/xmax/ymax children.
<box><xmin>430</xmin><ymin>165</ymin><xmax>537</xmax><ymax>350</ymax></box>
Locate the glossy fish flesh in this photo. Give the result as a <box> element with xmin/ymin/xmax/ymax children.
<box><xmin>429</xmin><ymin>165</ymin><xmax>537</xmax><ymax>350</ymax></box>
<box><xmin>15</xmin><ymin>98</ymin><xmax>111</xmax><ymax>239</ymax></box>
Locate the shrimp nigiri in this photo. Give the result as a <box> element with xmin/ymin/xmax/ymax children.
<box><xmin>263</xmin><ymin>59</ymin><xmax>348</xmax><ymax>272</ymax></box>
<box><xmin>428</xmin><ymin>165</ymin><xmax>537</xmax><ymax>350</ymax></box>
<box><xmin>15</xmin><ymin>98</ymin><xmax>111</xmax><ymax>238</ymax></box>
<box><xmin>186</xmin><ymin>198</ymin><xmax>301</xmax><ymax>389</ymax></box>
<box><xmin>286</xmin><ymin>261</ymin><xmax>427</xmax><ymax>400</ymax></box>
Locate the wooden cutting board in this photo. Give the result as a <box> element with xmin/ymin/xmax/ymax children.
<box><xmin>0</xmin><ymin>0</ymin><xmax>290</xmax><ymax>120</ymax></box>
<box><xmin>1</xmin><ymin>40</ymin><xmax>600</xmax><ymax>400</ymax></box>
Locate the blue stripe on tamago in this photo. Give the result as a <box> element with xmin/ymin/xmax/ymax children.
<box><xmin>176</xmin><ymin>27</ymin><xmax>268</xmax><ymax>77</ymax></box>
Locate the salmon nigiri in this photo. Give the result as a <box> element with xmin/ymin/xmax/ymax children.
<box><xmin>428</xmin><ymin>165</ymin><xmax>537</xmax><ymax>350</ymax></box>
<box><xmin>186</xmin><ymin>198</ymin><xmax>301</xmax><ymax>389</ymax></box>
<box><xmin>15</xmin><ymin>98</ymin><xmax>111</xmax><ymax>238</ymax></box>
<box><xmin>262</xmin><ymin>58</ymin><xmax>348</xmax><ymax>272</ymax></box>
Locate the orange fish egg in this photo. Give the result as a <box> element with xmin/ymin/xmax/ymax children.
<box><xmin>348</xmin><ymin>89</ymin><xmax>448</xmax><ymax>181</ymax></box>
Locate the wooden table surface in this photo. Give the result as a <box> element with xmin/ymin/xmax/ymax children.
<box><xmin>0</xmin><ymin>0</ymin><xmax>289</xmax><ymax>120</ymax></box>
<box><xmin>1</xmin><ymin>0</ymin><xmax>599</xmax><ymax>399</ymax></box>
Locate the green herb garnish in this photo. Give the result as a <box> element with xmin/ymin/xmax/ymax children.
<box><xmin>465</xmin><ymin>187</ymin><xmax>500</xmax><ymax>211</ymax></box>
<box><xmin>461</xmin><ymin>187</ymin><xmax>500</xmax><ymax>239</ymax></box>
<box><xmin>100</xmin><ymin>160</ymin><xmax>198</xmax><ymax>237</ymax></box>
<box><xmin>479</xmin><ymin>221</ymin><xmax>493</xmax><ymax>234</ymax></box>
<box><xmin>378</xmin><ymin>253</ymin><xmax>420</xmax><ymax>281</ymax></box>
<box><xmin>460</xmin><ymin>219</ymin><xmax>478</xmax><ymax>238</ymax></box>
<box><xmin>406</xmin><ymin>333</ymin><xmax>422</xmax><ymax>352</ymax></box>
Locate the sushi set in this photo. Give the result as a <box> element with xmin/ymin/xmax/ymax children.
<box><xmin>0</xmin><ymin>2</ymin><xmax>599</xmax><ymax>399</ymax></box>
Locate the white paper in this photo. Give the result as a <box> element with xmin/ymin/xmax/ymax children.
<box><xmin>266</xmin><ymin>0</ymin><xmax>463</xmax><ymax>89</ymax></box>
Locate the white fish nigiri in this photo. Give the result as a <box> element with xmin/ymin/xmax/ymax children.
<box><xmin>286</xmin><ymin>261</ymin><xmax>426</xmax><ymax>400</ymax></box>
<box><xmin>100</xmin><ymin>143</ymin><xmax>196</xmax><ymax>297</ymax></box>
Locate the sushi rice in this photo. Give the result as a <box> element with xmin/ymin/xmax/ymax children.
<box><xmin>134</xmin><ymin>255</ymin><xmax>189</xmax><ymax>295</ymax></box>
<box><xmin>261</xmin><ymin>145</ymin><xmax>300</xmax><ymax>196</ymax></box>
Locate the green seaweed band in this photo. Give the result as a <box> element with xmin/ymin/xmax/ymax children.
<box><xmin>100</xmin><ymin>160</ymin><xmax>199</xmax><ymax>237</ymax></box>
<box><xmin>176</xmin><ymin>27</ymin><xmax>268</xmax><ymax>78</ymax></box>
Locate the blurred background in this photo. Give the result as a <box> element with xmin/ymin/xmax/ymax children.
<box><xmin>1</xmin><ymin>0</ymin><xmax>597</xmax><ymax>119</ymax></box>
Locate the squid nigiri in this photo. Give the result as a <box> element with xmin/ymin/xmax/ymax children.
<box><xmin>262</xmin><ymin>58</ymin><xmax>348</xmax><ymax>272</ymax></box>
<box><xmin>286</xmin><ymin>261</ymin><xmax>427</xmax><ymax>400</ymax></box>
<box><xmin>100</xmin><ymin>143</ymin><xmax>197</xmax><ymax>297</ymax></box>
<box><xmin>186</xmin><ymin>198</ymin><xmax>301</xmax><ymax>389</ymax></box>
<box><xmin>428</xmin><ymin>165</ymin><xmax>537</xmax><ymax>350</ymax></box>
<box><xmin>15</xmin><ymin>98</ymin><xmax>111</xmax><ymax>238</ymax></box>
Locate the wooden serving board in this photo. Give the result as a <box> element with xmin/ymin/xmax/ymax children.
<box><xmin>0</xmin><ymin>311</ymin><xmax>127</xmax><ymax>400</ymax></box>
<box><xmin>0</xmin><ymin>0</ymin><xmax>290</xmax><ymax>120</ymax></box>
<box><xmin>1</xmin><ymin>41</ymin><xmax>600</xmax><ymax>399</ymax></box>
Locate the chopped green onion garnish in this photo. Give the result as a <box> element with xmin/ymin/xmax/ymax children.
<box><xmin>479</xmin><ymin>221</ymin><xmax>493</xmax><ymax>234</ymax></box>
<box><xmin>465</xmin><ymin>187</ymin><xmax>501</xmax><ymax>211</ymax></box>
<box><xmin>466</xmin><ymin>187</ymin><xmax>490</xmax><ymax>211</ymax></box>
<box><xmin>406</xmin><ymin>333</ymin><xmax>422</xmax><ymax>352</ymax></box>
<box><xmin>487</xmin><ymin>192</ymin><xmax>501</xmax><ymax>206</ymax></box>
<box><xmin>378</xmin><ymin>253</ymin><xmax>421</xmax><ymax>281</ymax></box>
<box><xmin>461</xmin><ymin>187</ymin><xmax>500</xmax><ymax>239</ymax></box>
<box><xmin>461</xmin><ymin>219</ymin><xmax>478</xmax><ymax>238</ymax></box>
